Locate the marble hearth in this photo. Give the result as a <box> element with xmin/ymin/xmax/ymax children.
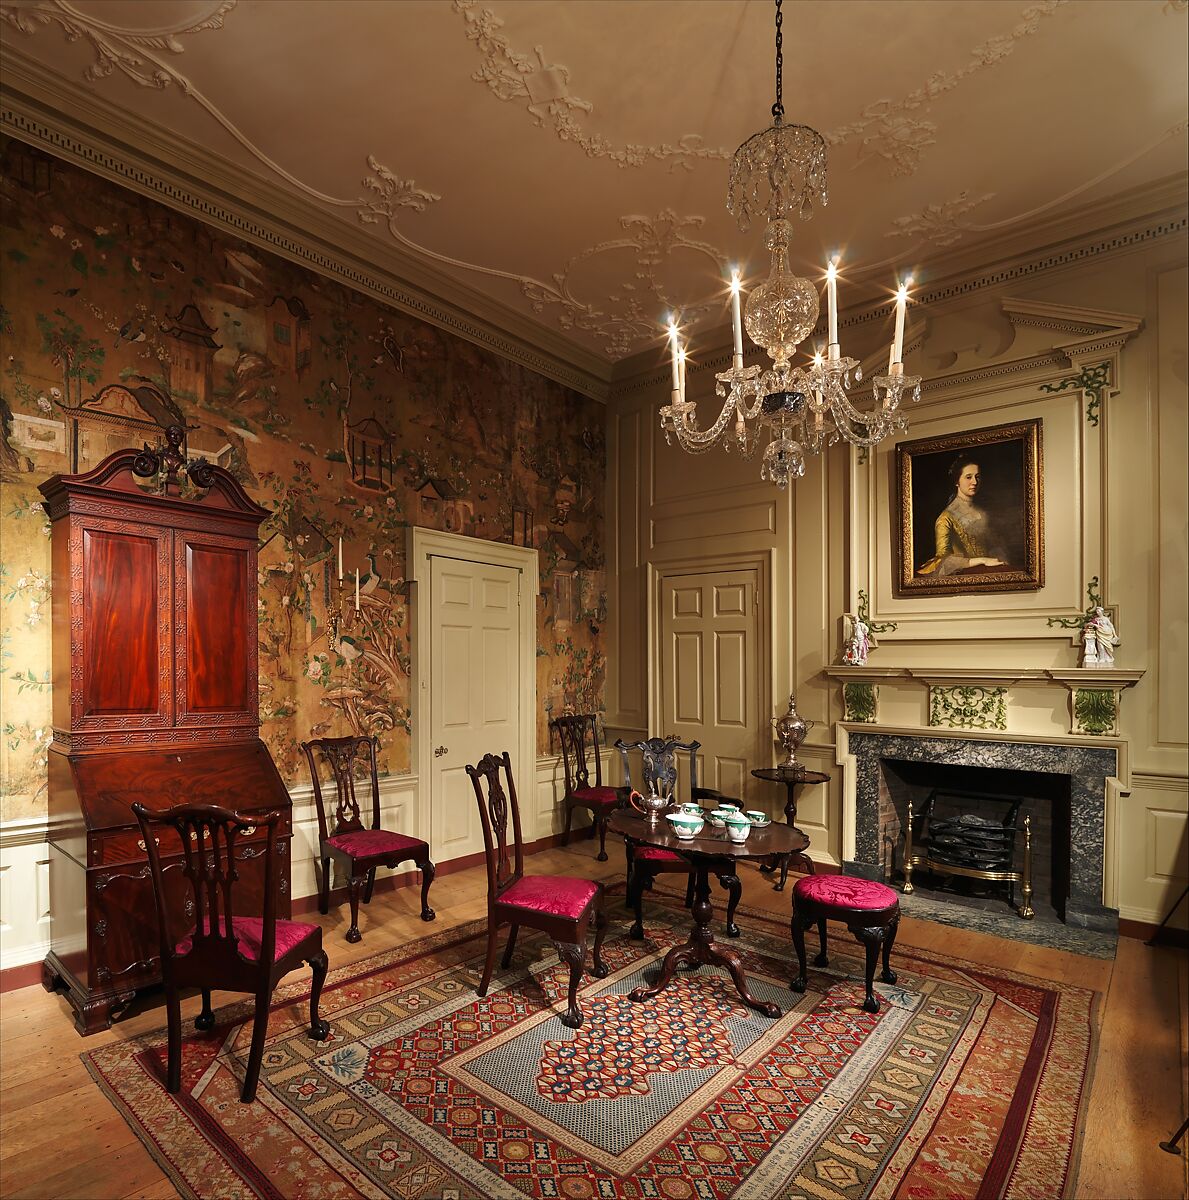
<box><xmin>845</xmin><ymin>731</ymin><xmax>1119</xmax><ymax>933</ymax></box>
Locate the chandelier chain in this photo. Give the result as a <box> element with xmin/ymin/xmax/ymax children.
<box><xmin>772</xmin><ymin>0</ymin><xmax>784</xmax><ymax>121</ymax></box>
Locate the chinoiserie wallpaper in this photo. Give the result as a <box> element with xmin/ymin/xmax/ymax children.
<box><xmin>0</xmin><ymin>137</ymin><xmax>607</xmax><ymax>822</ymax></box>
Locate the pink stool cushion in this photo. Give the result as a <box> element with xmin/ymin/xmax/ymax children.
<box><xmin>176</xmin><ymin>915</ymin><xmax>318</xmax><ymax>963</ymax></box>
<box><xmin>793</xmin><ymin>874</ymin><xmax>898</xmax><ymax>911</ymax></box>
<box><xmin>498</xmin><ymin>875</ymin><xmax>599</xmax><ymax>921</ymax></box>
<box><xmin>572</xmin><ymin>786</ymin><xmax>621</xmax><ymax>810</ymax></box>
<box><xmin>635</xmin><ymin>846</ymin><xmax>686</xmax><ymax>863</ymax></box>
<box><xmin>325</xmin><ymin>829</ymin><xmax>425</xmax><ymax>860</ymax></box>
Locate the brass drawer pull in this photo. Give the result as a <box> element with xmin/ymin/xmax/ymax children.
<box><xmin>241</xmin><ymin>824</ymin><xmax>256</xmax><ymax>837</ymax></box>
<box><xmin>136</xmin><ymin>836</ymin><xmax>160</xmax><ymax>851</ymax></box>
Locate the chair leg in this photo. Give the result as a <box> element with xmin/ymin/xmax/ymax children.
<box><xmin>241</xmin><ymin>990</ymin><xmax>271</xmax><ymax>1103</ymax></box>
<box><xmin>319</xmin><ymin>857</ymin><xmax>332</xmax><ymax>915</ymax></box>
<box><xmin>419</xmin><ymin>856</ymin><xmax>437</xmax><ymax>921</ymax></box>
<box><xmin>307</xmin><ymin>949</ymin><xmax>330</xmax><ymax>1040</ymax></box>
<box><xmin>591</xmin><ymin>897</ymin><xmax>609</xmax><ymax>979</ymax></box>
<box><xmin>478</xmin><ymin>921</ymin><xmax>501</xmax><ymax>997</ymax></box>
<box><xmin>790</xmin><ymin>911</ymin><xmax>810</xmax><ymax>994</ymax></box>
<box><xmin>629</xmin><ymin>865</ymin><xmax>651</xmax><ymax>940</ymax></box>
<box><xmin>595</xmin><ymin>814</ymin><xmax>609</xmax><ymax>862</ymax></box>
<box><xmin>554</xmin><ymin>940</ymin><xmax>586</xmax><ymax>1029</ymax></box>
<box><xmin>363</xmin><ymin>867</ymin><xmax>377</xmax><ymax>905</ymax></box>
<box><xmin>501</xmin><ymin>924</ymin><xmax>520</xmax><ymax>969</ymax></box>
<box><xmin>718</xmin><ymin>871</ymin><xmax>741</xmax><ymax>938</ymax></box>
<box><xmin>194</xmin><ymin>987</ymin><xmax>214</xmax><ymax>1032</ymax></box>
<box><xmin>814</xmin><ymin>917</ymin><xmax>830</xmax><ymax>968</ymax></box>
<box><xmin>623</xmin><ymin>843</ymin><xmax>636</xmax><ymax>909</ymax></box>
<box><xmin>345</xmin><ymin>872</ymin><xmax>366</xmax><ymax>943</ymax></box>
<box><xmin>562</xmin><ymin>801</ymin><xmax>574</xmax><ymax>847</ymax></box>
<box><xmin>164</xmin><ymin>984</ymin><xmax>182</xmax><ymax>1093</ymax></box>
<box><xmin>853</xmin><ymin>924</ymin><xmax>886</xmax><ymax>1014</ymax></box>
<box><xmin>881</xmin><ymin>915</ymin><xmax>899</xmax><ymax>985</ymax></box>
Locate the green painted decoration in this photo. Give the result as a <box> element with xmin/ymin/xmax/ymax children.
<box><xmin>1073</xmin><ymin>687</ymin><xmax>1117</xmax><ymax>736</ymax></box>
<box><xmin>929</xmin><ymin>685</ymin><xmax>1008</xmax><ymax>731</ymax></box>
<box><xmin>843</xmin><ymin>682</ymin><xmax>878</xmax><ymax>724</ymax></box>
<box><xmin>1039</xmin><ymin>361</ymin><xmax>1111</xmax><ymax>427</ymax></box>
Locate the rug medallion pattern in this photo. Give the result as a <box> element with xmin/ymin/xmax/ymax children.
<box><xmin>82</xmin><ymin>893</ymin><xmax>1097</xmax><ymax>1200</ymax></box>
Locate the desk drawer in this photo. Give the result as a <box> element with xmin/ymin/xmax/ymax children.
<box><xmin>89</xmin><ymin>815</ymin><xmax>286</xmax><ymax>866</ymax></box>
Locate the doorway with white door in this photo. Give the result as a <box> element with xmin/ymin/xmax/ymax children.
<box><xmin>409</xmin><ymin>528</ymin><xmax>538</xmax><ymax>867</ymax></box>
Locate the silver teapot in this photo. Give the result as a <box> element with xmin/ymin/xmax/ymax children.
<box><xmin>628</xmin><ymin>788</ymin><xmax>670</xmax><ymax>824</ymax></box>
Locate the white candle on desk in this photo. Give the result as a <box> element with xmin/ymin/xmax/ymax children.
<box><xmin>891</xmin><ymin>279</ymin><xmax>911</xmax><ymax>365</ymax></box>
<box><xmin>826</xmin><ymin>259</ymin><xmax>839</xmax><ymax>346</ymax></box>
<box><xmin>337</xmin><ymin>536</ymin><xmax>343</xmax><ymax>581</ymax></box>
<box><xmin>730</xmin><ymin>270</ymin><xmax>744</xmax><ymax>370</ymax></box>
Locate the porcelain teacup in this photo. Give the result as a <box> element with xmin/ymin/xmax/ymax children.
<box><xmin>666</xmin><ymin>810</ymin><xmax>704</xmax><ymax>839</ymax></box>
<box><xmin>745</xmin><ymin>809</ymin><xmax>771</xmax><ymax>827</ymax></box>
<box><xmin>723</xmin><ymin>812</ymin><xmax>751</xmax><ymax>843</ymax></box>
<box><xmin>707</xmin><ymin>808</ymin><xmax>732</xmax><ymax>827</ymax></box>
<box><xmin>678</xmin><ymin>801</ymin><xmax>703</xmax><ymax>816</ymax></box>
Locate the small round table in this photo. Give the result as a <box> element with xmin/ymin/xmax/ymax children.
<box><xmin>608</xmin><ymin>809</ymin><xmax>810</xmax><ymax>1018</ymax></box>
<box><xmin>750</xmin><ymin>765</ymin><xmax>830</xmax><ymax>891</ymax></box>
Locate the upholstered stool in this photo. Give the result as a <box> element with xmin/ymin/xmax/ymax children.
<box><xmin>790</xmin><ymin>874</ymin><xmax>900</xmax><ymax>1013</ymax></box>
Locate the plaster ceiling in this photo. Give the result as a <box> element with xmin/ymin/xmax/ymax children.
<box><xmin>1</xmin><ymin>0</ymin><xmax>1186</xmax><ymax>383</ymax></box>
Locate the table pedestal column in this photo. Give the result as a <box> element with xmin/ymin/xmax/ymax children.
<box><xmin>757</xmin><ymin>779</ymin><xmax>815</xmax><ymax>890</ymax></box>
<box><xmin>628</xmin><ymin>864</ymin><xmax>781</xmax><ymax>1018</ymax></box>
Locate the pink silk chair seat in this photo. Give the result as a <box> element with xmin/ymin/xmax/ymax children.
<box><xmin>325</xmin><ymin>829</ymin><xmax>426</xmax><ymax>859</ymax></box>
<box><xmin>572</xmin><ymin>785</ymin><xmax>620</xmax><ymax>810</ymax></box>
<box><xmin>497</xmin><ymin>875</ymin><xmax>600</xmax><ymax>920</ymax></box>
<box><xmin>635</xmin><ymin>846</ymin><xmax>685</xmax><ymax>863</ymax></box>
<box><xmin>176</xmin><ymin>915</ymin><xmax>320</xmax><ymax>963</ymax></box>
<box><xmin>793</xmin><ymin>874</ymin><xmax>898</xmax><ymax>911</ymax></box>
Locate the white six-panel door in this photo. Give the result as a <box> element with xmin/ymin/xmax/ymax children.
<box><xmin>429</xmin><ymin>555</ymin><xmax>521</xmax><ymax>862</ymax></box>
<box><xmin>660</xmin><ymin>569</ymin><xmax>763</xmax><ymax>807</ymax></box>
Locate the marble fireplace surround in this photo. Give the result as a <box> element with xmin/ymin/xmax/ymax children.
<box><xmin>840</xmin><ymin>727</ymin><xmax>1122</xmax><ymax>933</ymax></box>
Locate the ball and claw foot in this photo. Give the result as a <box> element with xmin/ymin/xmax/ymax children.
<box><xmin>629</xmin><ymin>921</ymin><xmax>644</xmax><ymax>940</ymax></box>
<box><xmin>790</xmin><ymin>972</ymin><xmax>807</xmax><ymax>994</ymax></box>
<box><xmin>725</xmin><ymin>921</ymin><xmax>741</xmax><ymax>938</ymax></box>
<box><xmin>560</xmin><ymin>1007</ymin><xmax>583</xmax><ymax>1029</ymax></box>
<box><xmin>420</xmin><ymin>906</ymin><xmax>436</xmax><ymax>922</ymax></box>
<box><xmin>881</xmin><ymin>966</ymin><xmax>897</xmax><ymax>985</ymax></box>
<box><xmin>345</xmin><ymin>926</ymin><xmax>362</xmax><ymax>944</ymax></box>
<box><xmin>194</xmin><ymin>1011</ymin><xmax>215</xmax><ymax>1032</ymax></box>
<box><xmin>591</xmin><ymin>960</ymin><xmax>609</xmax><ymax>979</ymax></box>
<box><xmin>813</xmin><ymin>950</ymin><xmax>829</xmax><ymax>968</ymax></box>
<box><xmin>309</xmin><ymin>1018</ymin><xmax>331</xmax><ymax>1040</ymax></box>
<box><xmin>862</xmin><ymin>993</ymin><xmax>881</xmax><ymax>1014</ymax></box>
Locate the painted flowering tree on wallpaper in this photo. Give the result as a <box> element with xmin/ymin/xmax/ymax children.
<box><xmin>0</xmin><ymin>138</ymin><xmax>606</xmax><ymax>820</ymax></box>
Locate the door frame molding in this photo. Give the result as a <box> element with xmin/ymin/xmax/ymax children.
<box><xmin>408</xmin><ymin>527</ymin><xmax>539</xmax><ymax>846</ymax></box>
<box><xmin>647</xmin><ymin>550</ymin><xmax>774</xmax><ymax>779</ymax></box>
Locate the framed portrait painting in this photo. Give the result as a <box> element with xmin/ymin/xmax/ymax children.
<box><xmin>895</xmin><ymin>418</ymin><xmax>1044</xmax><ymax>597</ymax></box>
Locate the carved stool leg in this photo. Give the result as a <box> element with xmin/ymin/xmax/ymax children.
<box><xmin>595</xmin><ymin>814</ymin><xmax>609</xmax><ymax>862</ymax></box>
<box><xmin>194</xmin><ymin>988</ymin><xmax>215</xmax><ymax>1032</ymax></box>
<box><xmin>554</xmin><ymin>940</ymin><xmax>587</xmax><ymax>1029</ymax></box>
<box><xmin>501</xmin><ymin>924</ymin><xmax>519</xmax><ymax>969</ymax></box>
<box><xmin>419</xmin><ymin>856</ymin><xmax>436</xmax><ymax>921</ymax></box>
<box><xmin>165</xmin><ymin>985</ymin><xmax>183</xmax><ymax>1094</ymax></box>
<box><xmin>718</xmin><ymin>871</ymin><xmax>741</xmax><ymax>938</ymax></box>
<box><xmin>881</xmin><ymin>914</ymin><xmax>899</xmax><ymax>985</ymax></box>
<box><xmin>478</xmin><ymin>922</ymin><xmax>501</xmax><ymax>997</ymax></box>
<box><xmin>363</xmin><ymin>867</ymin><xmax>377</xmax><ymax>905</ymax></box>
<box><xmin>814</xmin><ymin>917</ymin><xmax>829</xmax><ymax>968</ymax></box>
<box><xmin>852</xmin><ymin>924</ymin><xmax>886</xmax><ymax>1014</ymax></box>
<box><xmin>319</xmin><ymin>857</ymin><xmax>332</xmax><ymax>915</ymax></box>
<box><xmin>241</xmin><ymin>990</ymin><xmax>271</xmax><ymax>1103</ymax></box>
<box><xmin>591</xmin><ymin>898</ymin><xmax>610</xmax><ymax>978</ymax></box>
<box><xmin>345</xmin><ymin>872</ymin><xmax>366</xmax><ymax>943</ymax></box>
<box><xmin>307</xmin><ymin>949</ymin><xmax>330</xmax><ymax>1040</ymax></box>
<box><xmin>790</xmin><ymin>910</ymin><xmax>811</xmax><ymax>994</ymax></box>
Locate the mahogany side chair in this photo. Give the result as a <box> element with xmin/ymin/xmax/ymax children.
<box><xmin>132</xmin><ymin>802</ymin><xmax>329</xmax><ymax>1104</ymax></box>
<box><xmin>615</xmin><ymin>735</ymin><xmax>743</xmax><ymax>940</ymax></box>
<box><xmin>466</xmin><ymin>750</ymin><xmax>609</xmax><ymax>1028</ymax></box>
<box><xmin>550</xmin><ymin>712</ymin><xmax>625</xmax><ymax>862</ymax></box>
<box><xmin>301</xmin><ymin>735</ymin><xmax>436</xmax><ymax>943</ymax></box>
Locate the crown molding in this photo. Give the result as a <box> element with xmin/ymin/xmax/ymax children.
<box><xmin>0</xmin><ymin>47</ymin><xmax>614</xmax><ymax>402</ymax></box>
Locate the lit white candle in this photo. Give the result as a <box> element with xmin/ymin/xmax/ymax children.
<box><xmin>667</xmin><ymin>321</ymin><xmax>680</xmax><ymax>392</ymax></box>
<box><xmin>678</xmin><ymin>346</ymin><xmax>687</xmax><ymax>397</ymax></box>
<box><xmin>337</xmin><ymin>536</ymin><xmax>343</xmax><ymax>581</ymax></box>
<box><xmin>891</xmin><ymin>278</ymin><xmax>911</xmax><ymax>365</ymax></box>
<box><xmin>355</xmin><ymin>567</ymin><xmax>360</xmax><ymax>611</ymax></box>
<box><xmin>826</xmin><ymin>259</ymin><xmax>839</xmax><ymax>346</ymax></box>
<box><xmin>730</xmin><ymin>270</ymin><xmax>744</xmax><ymax>370</ymax></box>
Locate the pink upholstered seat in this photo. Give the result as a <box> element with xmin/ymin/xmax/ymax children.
<box><xmin>325</xmin><ymin>828</ymin><xmax>425</xmax><ymax>859</ymax></box>
<box><xmin>793</xmin><ymin>874</ymin><xmax>898</xmax><ymax>911</ymax></box>
<box><xmin>636</xmin><ymin>846</ymin><xmax>685</xmax><ymax>862</ymax></box>
<box><xmin>498</xmin><ymin>874</ymin><xmax>600</xmax><ymax>920</ymax></box>
<box><xmin>572</xmin><ymin>785</ymin><xmax>620</xmax><ymax>810</ymax></box>
<box><xmin>176</xmin><ymin>915</ymin><xmax>320</xmax><ymax>963</ymax></box>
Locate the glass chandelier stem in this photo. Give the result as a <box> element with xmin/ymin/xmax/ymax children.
<box><xmin>772</xmin><ymin>0</ymin><xmax>784</xmax><ymax>121</ymax></box>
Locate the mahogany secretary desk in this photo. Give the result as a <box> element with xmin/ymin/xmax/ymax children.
<box><xmin>38</xmin><ymin>432</ymin><xmax>292</xmax><ymax>1034</ymax></box>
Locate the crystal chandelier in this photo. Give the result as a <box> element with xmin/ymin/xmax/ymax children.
<box><xmin>660</xmin><ymin>0</ymin><xmax>922</xmax><ymax>489</ymax></box>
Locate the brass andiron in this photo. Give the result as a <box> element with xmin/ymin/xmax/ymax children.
<box><xmin>771</xmin><ymin>692</ymin><xmax>814</xmax><ymax>770</ymax></box>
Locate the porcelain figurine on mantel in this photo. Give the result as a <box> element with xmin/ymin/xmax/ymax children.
<box><xmin>842</xmin><ymin>613</ymin><xmax>871</xmax><ymax>666</ymax></box>
<box><xmin>772</xmin><ymin>693</ymin><xmax>814</xmax><ymax>770</ymax></box>
<box><xmin>1081</xmin><ymin>606</ymin><xmax>1120</xmax><ymax>667</ymax></box>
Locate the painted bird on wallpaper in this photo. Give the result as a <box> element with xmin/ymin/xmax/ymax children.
<box><xmin>358</xmin><ymin>553</ymin><xmax>381</xmax><ymax>598</ymax></box>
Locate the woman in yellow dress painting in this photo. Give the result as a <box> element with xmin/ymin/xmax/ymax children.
<box><xmin>916</xmin><ymin>458</ymin><xmax>1009</xmax><ymax>577</ymax></box>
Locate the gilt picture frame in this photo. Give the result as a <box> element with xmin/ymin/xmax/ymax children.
<box><xmin>895</xmin><ymin>418</ymin><xmax>1044</xmax><ymax>597</ymax></box>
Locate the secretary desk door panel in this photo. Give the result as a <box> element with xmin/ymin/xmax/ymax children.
<box><xmin>174</xmin><ymin>531</ymin><xmax>257</xmax><ymax>728</ymax></box>
<box><xmin>77</xmin><ymin>519</ymin><xmax>173</xmax><ymax>730</ymax></box>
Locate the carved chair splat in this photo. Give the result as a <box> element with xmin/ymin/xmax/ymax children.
<box><xmin>132</xmin><ymin>802</ymin><xmax>329</xmax><ymax>1104</ymax></box>
<box><xmin>301</xmin><ymin>736</ymin><xmax>435</xmax><ymax>943</ymax></box>
<box><xmin>467</xmin><ymin>751</ymin><xmax>608</xmax><ymax>1029</ymax></box>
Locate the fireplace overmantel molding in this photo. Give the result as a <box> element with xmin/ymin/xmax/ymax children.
<box><xmin>832</xmin><ymin>721</ymin><xmax>1130</xmax><ymax>932</ymax></box>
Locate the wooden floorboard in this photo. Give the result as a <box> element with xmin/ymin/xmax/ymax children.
<box><xmin>0</xmin><ymin>842</ymin><xmax>1183</xmax><ymax>1199</ymax></box>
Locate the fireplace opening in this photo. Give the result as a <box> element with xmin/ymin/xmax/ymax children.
<box><xmin>878</xmin><ymin>758</ymin><xmax>1072</xmax><ymax>924</ymax></box>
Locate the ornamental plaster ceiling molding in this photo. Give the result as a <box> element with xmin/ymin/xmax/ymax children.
<box><xmin>1</xmin><ymin>0</ymin><xmax>1186</xmax><ymax>379</ymax></box>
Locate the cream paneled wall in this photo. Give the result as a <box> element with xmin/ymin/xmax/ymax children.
<box><xmin>607</xmin><ymin>209</ymin><xmax>1188</xmax><ymax>928</ymax></box>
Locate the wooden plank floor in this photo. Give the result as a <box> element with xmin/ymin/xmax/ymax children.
<box><xmin>1</xmin><ymin>841</ymin><xmax>1184</xmax><ymax>1200</ymax></box>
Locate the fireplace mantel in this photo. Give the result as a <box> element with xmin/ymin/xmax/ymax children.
<box><xmin>823</xmin><ymin>665</ymin><xmax>1144</xmax><ymax>736</ymax></box>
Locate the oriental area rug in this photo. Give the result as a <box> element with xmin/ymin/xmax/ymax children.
<box><xmin>82</xmin><ymin>891</ymin><xmax>1098</xmax><ymax>1200</ymax></box>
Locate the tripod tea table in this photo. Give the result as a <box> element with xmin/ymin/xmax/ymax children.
<box><xmin>608</xmin><ymin>809</ymin><xmax>809</xmax><ymax>1018</ymax></box>
<box><xmin>751</xmin><ymin>765</ymin><xmax>829</xmax><ymax>891</ymax></box>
